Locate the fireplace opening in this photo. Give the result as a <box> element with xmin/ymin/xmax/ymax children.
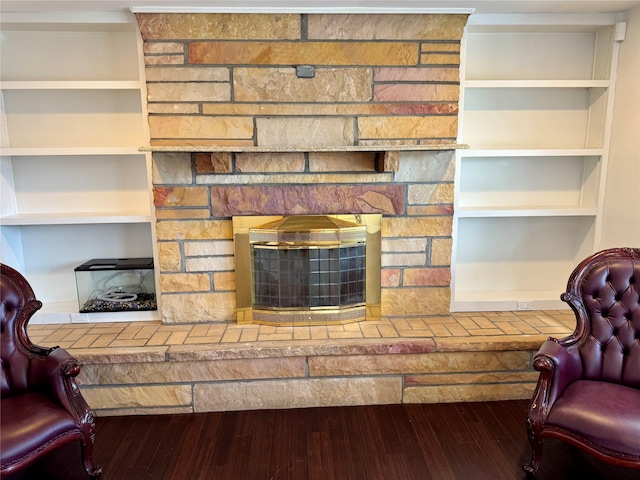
<box><xmin>234</xmin><ymin>215</ymin><xmax>381</xmax><ymax>326</ymax></box>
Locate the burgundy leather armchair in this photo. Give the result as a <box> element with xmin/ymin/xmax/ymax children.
<box><xmin>524</xmin><ymin>247</ymin><xmax>640</xmax><ymax>475</ymax></box>
<box><xmin>1</xmin><ymin>264</ymin><xmax>102</xmax><ymax>478</ymax></box>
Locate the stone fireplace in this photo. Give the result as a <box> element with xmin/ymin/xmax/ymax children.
<box><xmin>136</xmin><ymin>12</ymin><xmax>468</xmax><ymax>324</ymax></box>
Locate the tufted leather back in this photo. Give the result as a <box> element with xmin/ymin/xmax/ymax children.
<box><xmin>1</xmin><ymin>264</ymin><xmax>42</xmax><ymax>396</ymax></box>
<box><xmin>564</xmin><ymin>248</ymin><xmax>640</xmax><ymax>388</ymax></box>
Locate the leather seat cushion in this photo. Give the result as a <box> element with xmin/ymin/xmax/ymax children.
<box><xmin>1</xmin><ymin>392</ymin><xmax>80</xmax><ymax>468</ymax></box>
<box><xmin>547</xmin><ymin>380</ymin><xmax>640</xmax><ymax>457</ymax></box>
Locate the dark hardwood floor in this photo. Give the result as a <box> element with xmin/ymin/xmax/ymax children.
<box><xmin>6</xmin><ymin>400</ymin><xmax>638</xmax><ymax>480</ymax></box>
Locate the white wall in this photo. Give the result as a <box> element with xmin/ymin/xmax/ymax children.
<box><xmin>601</xmin><ymin>4</ymin><xmax>640</xmax><ymax>248</ymax></box>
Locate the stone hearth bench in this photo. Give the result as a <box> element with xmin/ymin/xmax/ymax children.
<box><xmin>30</xmin><ymin>314</ymin><xmax>573</xmax><ymax>416</ymax></box>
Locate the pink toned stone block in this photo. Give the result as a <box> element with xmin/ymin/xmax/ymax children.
<box><xmin>374</xmin><ymin>67</ymin><xmax>459</xmax><ymax>82</ymax></box>
<box><xmin>374</xmin><ymin>83</ymin><xmax>459</xmax><ymax>102</ymax></box>
<box><xmin>381</xmin><ymin>269</ymin><xmax>401</xmax><ymax>287</ymax></box>
<box><xmin>403</xmin><ymin>268</ymin><xmax>451</xmax><ymax>287</ymax></box>
<box><xmin>209</xmin><ymin>185</ymin><xmax>405</xmax><ymax>217</ymax></box>
<box><xmin>236</xmin><ymin>152</ymin><xmax>305</xmax><ymax>173</ymax></box>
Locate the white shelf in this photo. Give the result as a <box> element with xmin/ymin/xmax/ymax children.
<box><xmin>452</xmin><ymin>290</ymin><xmax>568</xmax><ymax>312</ymax></box>
<box><xmin>457</xmin><ymin>207</ymin><xmax>598</xmax><ymax>218</ymax></box>
<box><xmin>451</xmin><ymin>15</ymin><xmax>619</xmax><ymax>312</ymax></box>
<box><xmin>0</xmin><ymin>147</ymin><xmax>144</xmax><ymax>156</ymax></box>
<box><xmin>1</xmin><ymin>213</ymin><xmax>152</xmax><ymax>226</ymax></box>
<box><xmin>465</xmin><ymin>80</ymin><xmax>609</xmax><ymax>88</ymax></box>
<box><xmin>2</xmin><ymin>89</ymin><xmax>144</xmax><ymax>149</ymax></box>
<box><xmin>459</xmin><ymin>148</ymin><xmax>604</xmax><ymax>157</ymax></box>
<box><xmin>1</xmin><ymin>81</ymin><xmax>144</xmax><ymax>90</ymax></box>
<box><xmin>0</xmin><ymin>12</ymin><xmax>158</xmax><ymax>324</ymax></box>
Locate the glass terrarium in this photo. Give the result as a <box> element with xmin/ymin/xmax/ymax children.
<box><xmin>74</xmin><ymin>258</ymin><xmax>157</xmax><ymax>313</ymax></box>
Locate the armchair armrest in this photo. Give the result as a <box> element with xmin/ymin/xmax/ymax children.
<box><xmin>533</xmin><ymin>338</ymin><xmax>583</xmax><ymax>407</ymax></box>
<box><xmin>28</xmin><ymin>347</ymin><xmax>92</xmax><ymax>424</ymax></box>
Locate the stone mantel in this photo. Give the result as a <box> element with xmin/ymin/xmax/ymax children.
<box><xmin>141</xmin><ymin>145</ymin><xmax>468</xmax><ymax>153</ymax></box>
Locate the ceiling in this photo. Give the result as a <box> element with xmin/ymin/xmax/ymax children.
<box><xmin>1</xmin><ymin>0</ymin><xmax>639</xmax><ymax>14</ymax></box>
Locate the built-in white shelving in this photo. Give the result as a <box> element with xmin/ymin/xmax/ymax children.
<box><xmin>0</xmin><ymin>12</ymin><xmax>159</xmax><ymax>324</ymax></box>
<box><xmin>451</xmin><ymin>13</ymin><xmax>623</xmax><ymax>312</ymax></box>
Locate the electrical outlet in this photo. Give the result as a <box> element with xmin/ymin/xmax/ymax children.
<box><xmin>70</xmin><ymin>313</ymin><xmax>88</xmax><ymax>323</ymax></box>
<box><xmin>516</xmin><ymin>301</ymin><xmax>534</xmax><ymax>311</ymax></box>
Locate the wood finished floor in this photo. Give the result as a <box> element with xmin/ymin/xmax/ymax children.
<box><xmin>6</xmin><ymin>400</ymin><xmax>638</xmax><ymax>480</ymax></box>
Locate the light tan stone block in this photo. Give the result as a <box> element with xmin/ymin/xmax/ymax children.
<box><xmin>395</xmin><ymin>150</ymin><xmax>455</xmax><ymax>183</ymax></box>
<box><xmin>136</xmin><ymin>13</ymin><xmax>301</xmax><ymax>40</ymax></box>
<box><xmin>80</xmin><ymin>357</ymin><xmax>306</xmax><ymax>385</ymax></box>
<box><xmin>435</xmin><ymin>335</ymin><xmax>546</xmax><ymax>352</ymax></box>
<box><xmin>408</xmin><ymin>184</ymin><xmax>454</xmax><ymax>205</ymax></box>
<box><xmin>143</xmin><ymin>42</ymin><xmax>184</xmax><ymax>54</ymax></box>
<box><xmin>403</xmin><ymin>382</ymin><xmax>536</xmax><ymax>404</ymax></box>
<box><xmin>431</xmin><ymin>238</ymin><xmax>452</xmax><ymax>266</ymax></box>
<box><xmin>309</xmin><ymin>350</ymin><xmax>530</xmax><ymax>377</ymax></box>
<box><xmin>193</xmin><ymin>376</ymin><xmax>402</xmax><ymax>411</ymax></box>
<box><xmin>148</xmin><ymin>103</ymin><xmax>200</xmax><ymax>114</ymax></box>
<box><xmin>381</xmin><ymin>151</ymin><xmax>400</xmax><ymax>172</ymax></box>
<box><xmin>158</xmin><ymin>241</ymin><xmax>181</xmax><ymax>271</ymax></box>
<box><xmin>358</xmin><ymin>115</ymin><xmax>457</xmax><ymax>140</ymax></box>
<box><xmin>421</xmin><ymin>43</ymin><xmax>462</xmax><ymax>53</ymax></box>
<box><xmin>382</xmin><ymin>217</ymin><xmax>452</xmax><ymax>237</ymax></box>
<box><xmin>406</xmin><ymin>371</ymin><xmax>540</xmax><ymax>386</ymax></box>
<box><xmin>185</xmin><ymin>256</ymin><xmax>235</xmax><ymax>272</ymax></box>
<box><xmin>162</xmin><ymin>292</ymin><xmax>236</xmax><ymax>323</ymax></box>
<box><xmin>236</xmin><ymin>152</ymin><xmax>306</xmax><ymax>173</ymax></box>
<box><xmin>148</xmin><ymin>116</ymin><xmax>253</xmax><ymax>140</ymax></box>
<box><xmin>156</xmin><ymin>219</ymin><xmax>232</xmax><ymax>241</ymax></box>
<box><xmin>144</xmin><ymin>55</ymin><xmax>184</xmax><ymax>65</ymax></box>
<box><xmin>95</xmin><ymin>406</ymin><xmax>194</xmax><ymax>417</ymax></box>
<box><xmin>420</xmin><ymin>53</ymin><xmax>461</xmax><ymax>65</ymax></box>
<box><xmin>154</xmin><ymin>186</ymin><xmax>209</xmax><ymax>207</ymax></box>
<box><xmin>184</xmin><ymin>240</ymin><xmax>234</xmax><ymax>256</ymax></box>
<box><xmin>145</xmin><ymin>66</ymin><xmax>229</xmax><ymax>82</ymax></box>
<box><xmin>155</xmin><ymin>208</ymin><xmax>211</xmax><ymax>219</ymax></box>
<box><xmin>73</xmin><ymin>346</ymin><xmax>168</xmax><ymax>365</ymax></box>
<box><xmin>308</xmin><ymin>152</ymin><xmax>375</xmax><ymax>172</ymax></box>
<box><xmin>382</xmin><ymin>238</ymin><xmax>428</xmax><ymax>253</ymax></box>
<box><xmin>152</xmin><ymin>152</ymin><xmax>193</xmax><ymax>185</ymax></box>
<box><xmin>203</xmin><ymin>102</ymin><xmax>458</xmax><ymax>116</ymax></box>
<box><xmin>234</xmin><ymin>67</ymin><xmax>372</xmax><ymax>102</ymax></box>
<box><xmin>308</xmin><ymin>14</ymin><xmax>468</xmax><ymax>41</ymax></box>
<box><xmin>256</xmin><ymin>117</ymin><xmax>354</xmax><ymax>147</ymax></box>
<box><xmin>213</xmin><ymin>271</ymin><xmax>236</xmax><ymax>291</ymax></box>
<box><xmin>381</xmin><ymin>286</ymin><xmax>450</xmax><ymax>316</ymax></box>
<box><xmin>160</xmin><ymin>273</ymin><xmax>211</xmax><ymax>293</ymax></box>
<box><xmin>381</xmin><ymin>253</ymin><xmax>427</xmax><ymax>267</ymax></box>
<box><xmin>147</xmin><ymin>82</ymin><xmax>231</xmax><ymax>102</ymax></box>
<box><xmin>81</xmin><ymin>385</ymin><xmax>192</xmax><ymax>409</ymax></box>
<box><xmin>190</xmin><ymin>41</ymin><xmax>418</xmax><ymax>66</ymax></box>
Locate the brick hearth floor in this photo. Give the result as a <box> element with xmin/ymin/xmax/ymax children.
<box><xmin>28</xmin><ymin>310</ymin><xmax>575</xmax><ymax>351</ymax></box>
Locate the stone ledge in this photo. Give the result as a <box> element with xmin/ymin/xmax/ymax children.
<box><xmin>141</xmin><ymin>144</ymin><xmax>469</xmax><ymax>153</ymax></box>
<box><xmin>69</xmin><ymin>333</ymin><xmax>549</xmax><ymax>365</ymax></box>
